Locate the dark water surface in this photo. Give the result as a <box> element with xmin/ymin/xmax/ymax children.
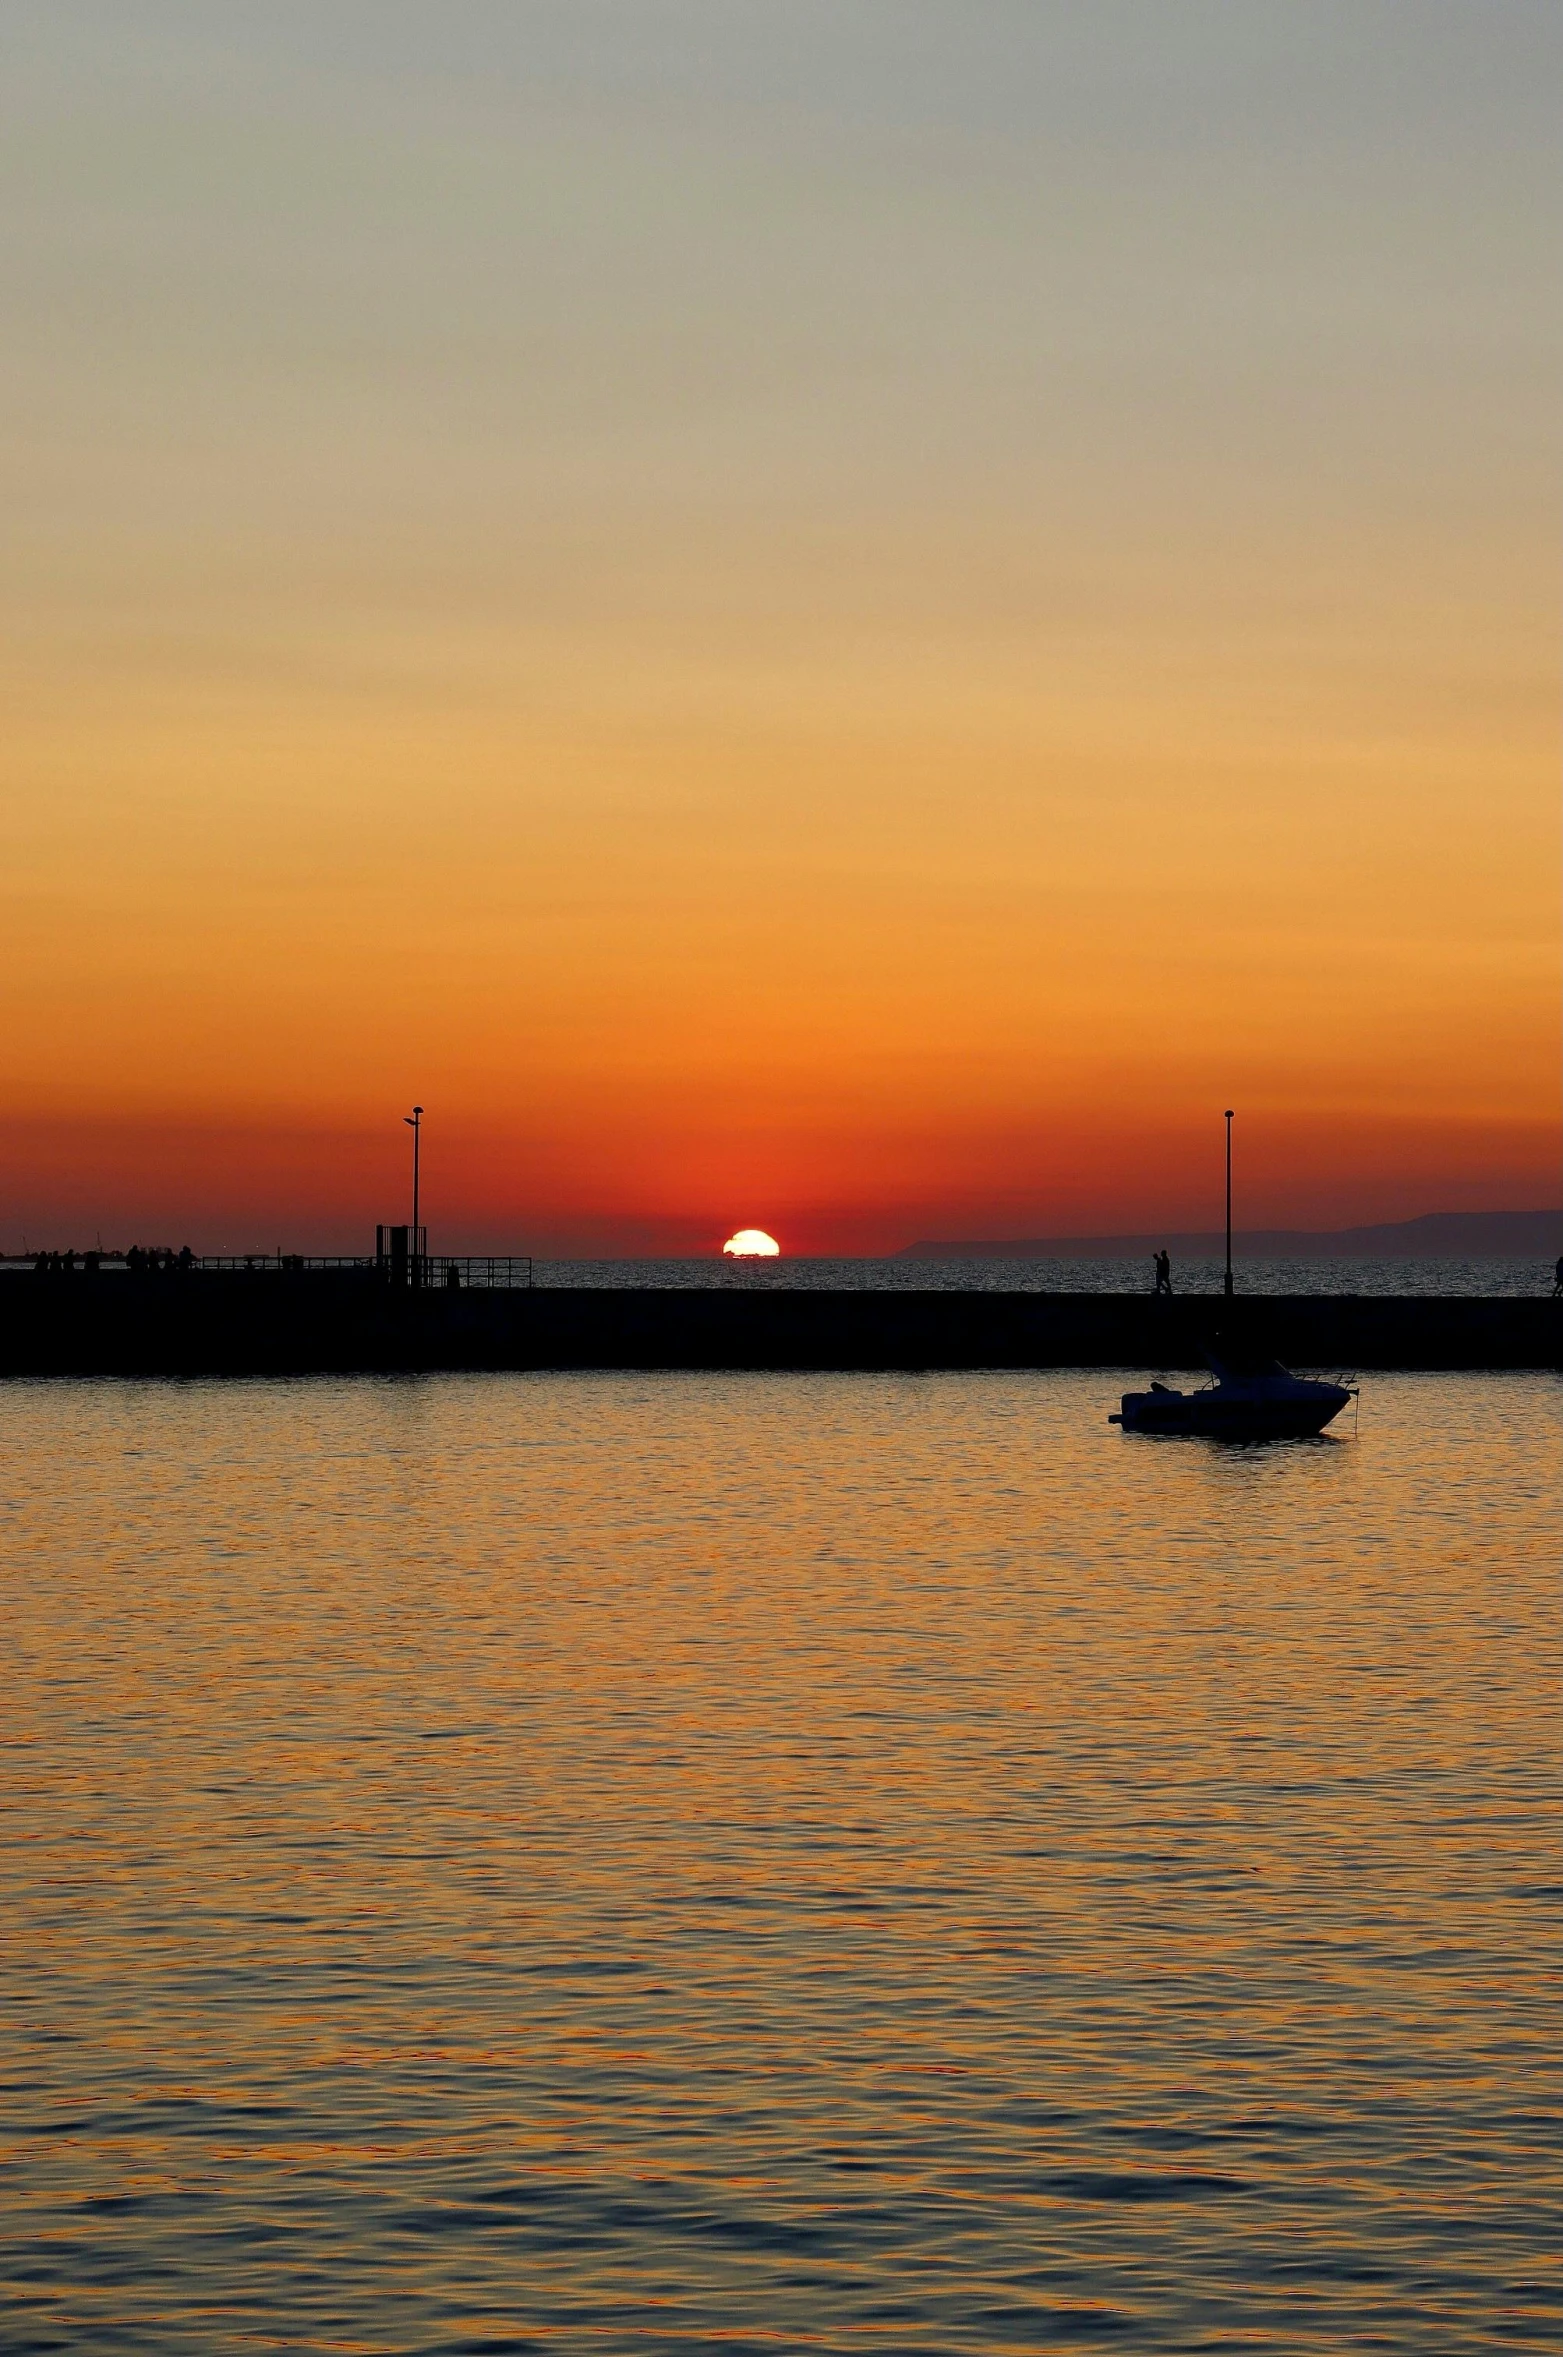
<box><xmin>2</xmin><ymin>1373</ymin><xmax>1557</xmax><ymax>2353</ymax></box>
<box><xmin>534</xmin><ymin>1256</ymin><xmax>1553</xmax><ymax>1296</ymax></box>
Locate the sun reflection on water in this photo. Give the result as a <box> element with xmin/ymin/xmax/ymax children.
<box><xmin>1</xmin><ymin>1371</ymin><xmax>1556</xmax><ymax>2350</ymax></box>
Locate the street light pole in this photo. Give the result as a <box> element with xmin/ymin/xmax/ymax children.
<box><xmin>1223</xmin><ymin>1109</ymin><xmax>1234</xmax><ymax>1298</ymax></box>
<box><xmin>405</xmin><ymin>1106</ymin><xmax>423</xmax><ymax>1285</ymax></box>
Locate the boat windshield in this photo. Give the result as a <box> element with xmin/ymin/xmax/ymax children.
<box><xmin>1204</xmin><ymin>1350</ymin><xmax>1292</xmax><ymax>1382</ymax></box>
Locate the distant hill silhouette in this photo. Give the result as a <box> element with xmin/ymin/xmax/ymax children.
<box><xmin>898</xmin><ymin>1209</ymin><xmax>1563</xmax><ymax>1260</ymax></box>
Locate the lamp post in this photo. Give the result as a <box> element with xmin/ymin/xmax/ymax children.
<box><xmin>404</xmin><ymin>1106</ymin><xmax>423</xmax><ymax>1286</ymax></box>
<box><xmin>1223</xmin><ymin>1109</ymin><xmax>1234</xmax><ymax>1298</ymax></box>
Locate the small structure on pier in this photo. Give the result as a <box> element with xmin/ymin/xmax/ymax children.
<box><xmin>376</xmin><ymin>1224</ymin><xmax>429</xmax><ymax>1288</ymax></box>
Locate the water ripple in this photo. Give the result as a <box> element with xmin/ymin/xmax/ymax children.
<box><xmin>0</xmin><ymin>1370</ymin><xmax>1557</xmax><ymax>2353</ymax></box>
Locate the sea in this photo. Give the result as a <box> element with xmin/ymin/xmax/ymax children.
<box><xmin>2</xmin><ymin>1359</ymin><xmax>1557</xmax><ymax>2352</ymax></box>
<box><xmin>533</xmin><ymin>1255</ymin><xmax>1552</xmax><ymax>1297</ymax></box>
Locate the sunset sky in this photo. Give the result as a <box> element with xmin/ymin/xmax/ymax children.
<box><xmin>4</xmin><ymin>2</ymin><xmax>1557</xmax><ymax>1253</ymax></box>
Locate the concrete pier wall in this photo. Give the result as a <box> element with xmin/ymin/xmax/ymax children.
<box><xmin>0</xmin><ymin>1274</ymin><xmax>1555</xmax><ymax>1377</ymax></box>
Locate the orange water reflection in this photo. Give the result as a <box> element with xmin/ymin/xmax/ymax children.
<box><xmin>2</xmin><ymin>1372</ymin><xmax>1557</xmax><ymax>2349</ymax></box>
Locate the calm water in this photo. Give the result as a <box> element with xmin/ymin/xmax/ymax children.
<box><xmin>2</xmin><ymin>1372</ymin><xmax>1557</xmax><ymax>2353</ymax></box>
<box><xmin>536</xmin><ymin>1257</ymin><xmax>1553</xmax><ymax>1297</ymax></box>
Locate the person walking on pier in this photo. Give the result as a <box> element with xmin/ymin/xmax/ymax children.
<box><xmin>1153</xmin><ymin>1248</ymin><xmax>1173</xmax><ymax>1296</ymax></box>
<box><xmin>1553</xmin><ymin>1254</ymin><xmax>1563</xmax><ymax>1297</ymax></box>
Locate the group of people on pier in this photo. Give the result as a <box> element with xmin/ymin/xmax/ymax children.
<box><xmin>31</xmin><ymin>1245</ymin><xmax>196</xmax><ymax>1275</ymax></box>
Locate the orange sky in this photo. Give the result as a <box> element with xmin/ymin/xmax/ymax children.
<box><xmin>2</xmin><ymin>4</ymin><xmax>1557</xmax><ymax>1252</ymax></box>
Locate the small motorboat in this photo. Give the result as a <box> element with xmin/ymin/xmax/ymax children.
<box><xmin>1110</xmin><ymin>1347</ymin><xmax>1355</xmax><ymax>1440</ymax></box>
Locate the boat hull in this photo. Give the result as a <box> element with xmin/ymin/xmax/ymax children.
<box><xmin>1111</xmin><ymin>1379</ymin><xmax>1352</xmax><ymax>1440</ymax></box>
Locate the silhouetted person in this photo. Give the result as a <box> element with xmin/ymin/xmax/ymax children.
<box><xmin>1553</xmin><ymin>1255</ymin><xmax>1563</xmax><ymax>1297</ymax></box>
<box><xmin>445</xmin><ymin>1262</ymin><xmax>461</xmax><ymax>1290</ymax></box>
<box><xmin>1154</xmin><ymin>1248</ymin><xmax>1173</xmax><ymax>1296</ymax></box>
<box><xmin>178</xmin><ymin>1244</ymin><xmax>194</xmax><ymax>1271</ymax></box>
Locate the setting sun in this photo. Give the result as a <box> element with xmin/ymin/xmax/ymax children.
<box><xmin>722</xmin><ymin>1230</ymin><xmax>780</xmax><ymax>1258</ymax></box>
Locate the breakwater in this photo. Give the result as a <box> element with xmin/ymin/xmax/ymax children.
<box><xmin>1</xmin><ymin>1272</ymin><xmax>1555</xmax><ymax>1376</ymax></box>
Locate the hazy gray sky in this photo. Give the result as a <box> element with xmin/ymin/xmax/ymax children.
<box><xmin>2</xmin><ymin>2</ymin><xmax>1557</xmax><ymax>1246</ymax></box>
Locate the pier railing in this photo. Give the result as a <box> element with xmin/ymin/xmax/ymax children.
<box><xmin>195</xmin><ymin>1254</ymin><xmax>535</xmax><ymax>1289</ymax></box>
<box><xmin>1</xmin><ymin>1252</ymin><xmax>534</xmax><ymax>1289</ymax></box>
<box><xmin>422</xmin><ymin>1256</ymin><xmax>534</xmax><ymax>1290</ymax></box>
<box><xmin>199</xmin><ymin>1256</ymin><xmax>365</xmax><ymax>1274</ymax></box>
